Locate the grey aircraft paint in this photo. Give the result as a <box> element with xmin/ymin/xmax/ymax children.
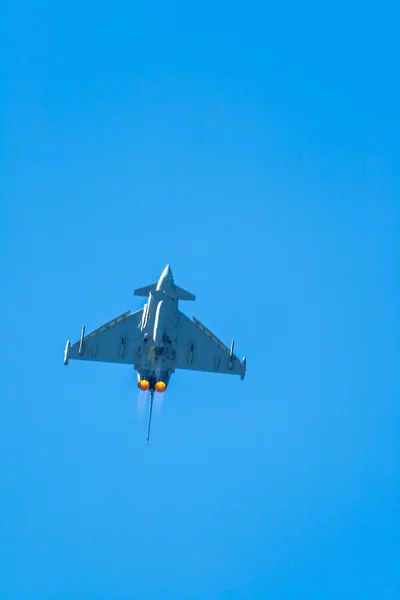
<box><xmin>64</xmin><ymin>265</ymin><xmax>246</xmax><ymax>441</ymax></box>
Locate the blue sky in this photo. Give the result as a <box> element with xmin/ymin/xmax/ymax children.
<box><xmin>1</xmin><ymin>1</ymin><xmax>399</xmax><ymax>598</ymax></box>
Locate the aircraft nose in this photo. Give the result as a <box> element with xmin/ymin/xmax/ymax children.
<box><xmin>156</xmin><ymin>264</ymin><xmax>174</xmax><ymax>291</ymax></box>
<box><xmin>163</xmin><ymin>264</ymin><xmax>173</xmax><ymax>280</ymax></box>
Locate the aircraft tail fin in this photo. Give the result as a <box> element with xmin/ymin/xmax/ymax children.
<box><xmin>146</xmin><ymin>389</ymin><xmax>154</xmax><ymax>443</ymax></box>
<box><xmin>134</xmin><ymin>283</ymin><xmax>195</xmax><ymax>301</ymax></box>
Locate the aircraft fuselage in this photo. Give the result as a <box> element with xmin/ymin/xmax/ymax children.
<box><xmin>134</xmin><ymin>265</ymin><xmax>181</xmax><ymax>392</ymax></box>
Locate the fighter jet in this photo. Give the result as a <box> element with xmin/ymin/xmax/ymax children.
<box><xmin>64</xmin><ymin>265</ymin><xmax>246</xmax><ymax>442</ymax></box>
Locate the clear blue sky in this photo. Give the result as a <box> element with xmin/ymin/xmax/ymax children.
<box><xmin>1</xmin><ymin>1</ymin><xmax>399</xmax><ymax>598</ymax></box>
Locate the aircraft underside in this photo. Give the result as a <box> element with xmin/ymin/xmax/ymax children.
<box><xmin>64</xmin><ymin>265</ymin><xmax>246</xmax><ymax>442</ymax></box>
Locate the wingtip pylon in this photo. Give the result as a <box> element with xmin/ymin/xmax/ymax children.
<box><xmin>240</xmin><ymin>357</ymin><xmax>247</xmax><ymax>380</ymax></box>
<box><xmin>64</xmin><ymin>340</ymin><xmax>71</xmax><ymax>365</ymax></box>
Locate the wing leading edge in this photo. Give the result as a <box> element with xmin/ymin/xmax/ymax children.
<box><xmin>64</xmin><ymin>308</ymin><xmax>143</xmax><ymax>365</ymax></box>
<box><xmin>174</xmin><ymin>311</ymin><xmax>246</xmax><ymax>378</ymax></box>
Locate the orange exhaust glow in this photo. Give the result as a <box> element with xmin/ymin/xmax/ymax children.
<box><xmin>138</xmin><ymin>379</ymin><xmax>150</xmax><ymax>391</ymax></box>
<box><xmin>155</xmin><ymin>381</ymin><xmax>167</xmax><ymax>393</ymax></box>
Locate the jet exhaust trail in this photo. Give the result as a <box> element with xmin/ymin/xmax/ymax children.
<box><xmin>155</xmin><ymin>391</ymin><xmax>164</xmax><ymax>413</ymax></box>
<box><xmin>137</xmin><ymin>389</ymin><xmax>148</xmax><ymax>418</ymax></box>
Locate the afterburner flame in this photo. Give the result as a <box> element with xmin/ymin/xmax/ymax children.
<box><xmin>155</xmin><ymin>381</ymin><xmax>167</xmax><ymax>393</ymax></box>
<box><xmin>138</xmin><ymin>379</ymin><xmax>150</xmax><ymax>391</ymax></box>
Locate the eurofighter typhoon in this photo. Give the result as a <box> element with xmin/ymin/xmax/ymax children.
<box><xmin>64</xmin><ymin>265</ymin><xmax>246</xmax><ymax>441</ymax></box>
